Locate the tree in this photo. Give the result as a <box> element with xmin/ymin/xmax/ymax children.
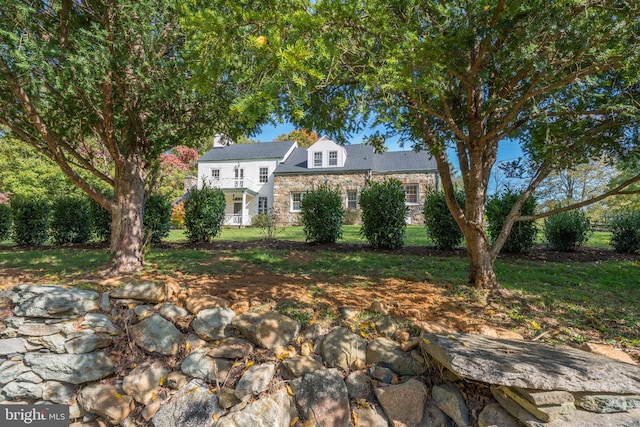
<box><xmin>193</xmin><ymin>1</ymin><xmax>640</xmax><ymax>288</ymax></box>
<box><xmin>274</xmin><ymin>129</ymin><xmax>319</xmax><ymax>147</ymax></box>
<box><xmin>0</xmin><ymin>1</ymin><xmax>262</xmax><ymax>273</ymax></box>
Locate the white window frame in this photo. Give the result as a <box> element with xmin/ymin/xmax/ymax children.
<box><xmin>403</xmin><ymin>184</ymin><xmax>419</xmax><ymax>205</ymax></box>
<box><xmin>346</xmin><ymin>190</ymin><xmax>357</xmax><ymax>209</ymax></box>
<box><xmin>291</xmin><ymin>192</ymin><xmax>303</xmax><ymax>212</ymax></box>
<box><xmin>313</xmin><ymin>152</ymin><xmax>323</xmax><ymax>167</ymax></box>
<box><xmin>328</xmin><ymin>151</ymin><xmax>338</xmax><ymax>166</ymax></box>
<box><xmin>259</xmin><ymin>167</ymin><xmax>269</xmax><ymax>183</ymax></box>
<box><xmin>258</xmin><ymin>197</ymin><xmax>268</xmax><ymax>214</ymax></box>
<box><xmin>234</xmin><ymin>168</ymin><xmax>244</xmax><ymax>187</ymax></box>
<box><xmin>211</xmin><ymin>169</ymin><xmax>220</xmax><ymax>181</ymax></box>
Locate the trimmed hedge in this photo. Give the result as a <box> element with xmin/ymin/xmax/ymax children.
<box><xmin>300</xmin><ymin>184</ymin><xmax>344</xmax><ymax>244</ymax></box>
<box><xmin>0</xmin><ymin>203</ymin><xmax>11</xmax><ymax>241</ymax></box>
<box><xmin>359</xmin><ymin>178</ymin><xmax>407</xmax><ymax>249</ymax></box>
<box><xmin>544</xmin><ymin>210</ymin><xmax>591</xmax><ymax>251</ymax></box>
<box><xmin>144</xmin><ymin>193</ymin><xmax>172</xmax><ymax>243</ymax></box>
<box><xmin>10</xmin><ymin>196</ymin><xmax>50</xmax><ymax>246</ymax></box>
<box><xmin>486</xmin><ymin>190</ymin><xmax>537</xmax><ymax>254</ymax></box>
<box><xmin>423</xmin><ymin>189</ymin><xmax>465</xmax><ymax>250</ymax></box>
<box><xmin>50</xmin><ymin>196</ymin><xmax>92</xmax><ymax>244</ymax></box>
<box><xmin>184</xmin><ymin>185</ymin><xmax>226</xmax><ymax>243</ymax></box>
<box><xmin>609</xmin><ymin>211</ymin><xmax>640</xmax><ymax>254</ymax></box>
<box><xmin>89</xmin><ymin>195</ymin><xmax>112</xmax><ymax>243</ymax></box>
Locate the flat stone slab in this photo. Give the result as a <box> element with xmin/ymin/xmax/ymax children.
<box><xmin>421</xmin><ymin>333</ymin><xmax>640</xmax><ymax>394</ymax></box>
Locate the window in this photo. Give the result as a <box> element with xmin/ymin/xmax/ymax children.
<box><xmin>404</xmin><ymin>184</ymin><xmax>418</xmax><ymax>205</ymax></box>
<box><xmin>259</xmin><ymin>167</ymin><xmax>269</xmax><ymax>183</ymax></box>
<box><xmin>234</xmin><ymin>168</ymin><xmax>244</xmax><ymax>187</ymax></box>
<box><xmin>346</xmin><ymin>190</ymin><xmax>357</xmax><ymax>209</ymax></box>
<box><xmin>258</xmin><ymin>197</ymin><xmax>268</xmax><ymax>214</ymax></box>
<box><xmin>313</xmin><ymin>152</ymin><xmax>323</xmax><ymax>167</ymax></box>
<box><xmin>291</xmin><ymin>192</ymin><xmax>303</xmax><ymax>212</ymax></box>
<box><xmin>328</xmin><ymin>151</ymin><xmax>338</xmax><ymax>166</ymax></box>
<box><xmin>211</xmin><ymin>169</ymin><xmax>220</xmax><ymax>181</ymax></box>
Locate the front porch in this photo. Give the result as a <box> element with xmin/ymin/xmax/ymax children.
<box><xmin>220</xmin><ymin>188</ymin><xmax>257</xmax><ymax>227</ymax></box>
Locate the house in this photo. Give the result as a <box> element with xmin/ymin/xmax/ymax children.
<box><xmin>197</xmin><ymin>136</ymin><xmax>438</xmax><ymax>226</ymax></box>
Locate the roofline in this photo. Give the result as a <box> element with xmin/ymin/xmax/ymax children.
<box><xmin>273</xmin><ymin>169</ymin><xmax>372</xmax><ymax>176</ymax></box>
<box><xmin>199</xmin><ymin>156</ymin><xmax>288</xmax><ymax>163</ymax></box>
<box><xmin>372</xmin><ymin>169</ymin><xmax>438</xmax><ymax>174</ymax></box>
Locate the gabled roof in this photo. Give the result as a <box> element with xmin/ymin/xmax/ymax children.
<box><xmin>373</xmin><ymin>149</ymin><xmax>437</xmax><ymax>172</ymax></box>
<box><xmin>199</xmin><ymin>141</ymin><xmax>297</xmax><ymax>162</ymax></box>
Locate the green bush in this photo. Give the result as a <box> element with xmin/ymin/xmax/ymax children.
<box><xmin>252</xmin><ymin>212</ymin><xmax>278</xmax><ymax>239</ymax></box>
<box><xmin>609</xmin><ymin>211</ymin><xmax>640</xmax><ymax>254</ymax></box>
<box><xmin>486</xmin><ymin>190</ymin><xmax>537</xmax><ymax>254</ymax></box>
<box><xmin>423</xmin><ymin>189</ymin><xmax>465</xmax><ymax>250</ymax></box>
<box><xmin>50</xmin><ymin>196</ymin><xmax>92</xmax><ymax>244</ymax></box>
<box><xmin>544</xmin><ymin>210</ymin><xmax>592</xmax><ymax>251</ymax></box>
<box><xmin>359</xmin><ymin>178</ymin><xmax>407</xmax><ymax>249</ymax></box>
<box><xmin>144</xmin><ymin>193</ymin><xmax>172</xmax><ymax>243</ymax></box>
<box><xmin>342</xmin><ymin>208</ymin><xmax>359</xmax><ymax>225</ymax></box>
<box><xmin>184</xmin><ymin>185</ymin><xmax>226</xmax><ymax>243</ymax></box>
<box><xmin>300</xmin><ymin>184</ymin><xmax>344</xmax><ymax>244</ymax></box>
<box><xmin>89</xmin><ymin>194</ymin><xmax>112</xmax><ymax>243</ymax></box>
<box><xmin>0</xmin><ymin>203</ymin><xmax>11</xmax><ymax>242</ymax></box>
<box><xmin>10</xmin><ymin>196</ymin><xmax>50</xmax><ymax>246</ymax></box>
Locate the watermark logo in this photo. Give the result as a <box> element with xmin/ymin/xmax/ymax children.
<box><xmin>1</xmin><ymin>405</ymin><xmax>68</xmax><ymax>427</ymax></box>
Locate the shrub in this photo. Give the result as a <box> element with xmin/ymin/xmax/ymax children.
<box><xmin>486</xmin><ymin>190</ymin><xmax>537</xmax><ymax>254</ymax></box>
<box><xmin>544</xmin><ymin>210</ymin><xmax>592</xmax><ymax>251</ymax></box>
<box><xmin>300</xmin><ymin>184</ymin><xmax>344</xmax><ymax>244</ymax></box>
<box><xmin>423</xmin><ymin>189</ymin><xmax>465</xmax><ymax>250</ymax></box>
<box><xmin>89</xmin><ymin>194</ymin><xmax>112</xmax><ymax>243</ymax></box>
<box><xmin>0</xmin><ymin>203</ymin><xmax>11</xmax><ymax>242</ymax></box>
<box><xmin>144</xmin><ymin>193</ymin><xmax>172</xmax><ymax>243</ymax></box>
<box><xmin>171</xmin><ymin>202</ymin><xmax>186</xmax><ymax>228</ymax></box>
<box><xmin>50</xmin><ymin>196</ymin><xmax>92</xmax><ymax>244</ymax></box>
<box><xmin>342</xmin><ymin>208</ymin><xmax>359</xmax><ymax>225</ymax></box>
<box><xmin>252</xmin><ymin>212</ymin><xmax>278</xmax><ymax>239</ymax></box>
<box><xmin>359</xmin><ymin>178</ymin><xmax>407</xmax><ymax>249</ymax></box>
<box><xmin>10</xmin><ymin>196</ymin><xmax>50</xmax><ymax>246</ymax></box>
<box><xmin>609</xmin><ymin>211</ymin><xmax>640</xmax><ymax>254</ymax></box>
<box><xmin>184</xmin><ymin>185</ymin><xmax>226</xmax><ymax>243</ymax></box>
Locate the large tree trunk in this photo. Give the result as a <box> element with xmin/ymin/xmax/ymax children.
<box><xmin>465</xmin><ymin>226</ymin><xmax>498</xmax><ymax>289</ymax></box>
<box><xmin>108</xmin><ymin>156</ymin><xmax>146</xmax><ymax>274</ymax></box>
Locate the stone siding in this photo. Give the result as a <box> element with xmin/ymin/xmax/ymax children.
<box><xmin>273</xmin><ymin>171</ymin><xmax>436</xmax><ymax>226</ymax></box>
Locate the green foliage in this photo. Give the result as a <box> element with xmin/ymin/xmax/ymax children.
<box><xmin>486</xmin><ymin>190</ymin><xmax>537</xmax><ymax>254</ymax></box>
<box><xmin>359</xmin><ymin>178</ymin><xmax>407</xmax><ymax>249</ymax></box>
<box><xmin>251</xmin><ymin>213</ymin><xmax>278</xmax><ymax>239</ymax></box>
<box><xmin>609</xmin><ymin>212</ymin><xmax>640</xmax><ymax>254</ymax></box>
<box><xmin>144</xmin><ymin>194</ymin><xmax>172</xmax><ymax>243</ymax></box>
<box><xmin>342</xmin><ymin>209</ymin><xmax>359</xmax><ymax>225</ymax></box>
<box><xmin>544</xmin><ymin>210</ymin><xmax>592</xmax><ymax>252</ymax></box>
<box><xmin>184</xmin><ymin>186</ymin><xmax>226</xmax><ymax>243</ymax></box>
<box><xmin>50</xmin><ymin>196</ymin><xmax>92</xmax><ymax>245</ymax></box>
<box><xmin>10</xmin><ymin>196</ymin><xmax>50</xmax><ymax>246</ymax></box>
<box><xmin>423</xmin><ymin>189</ymin><xmax>465</xmax><ymax>250</ymax></box>
<box><xmin>300</xmin><ymin>184</ymin><xmax>344</xmax><ymax>244</ymax></box>
<box><xmin>89</xmin><ymin>196</ymin><xmax>112</xmax><ymax>243</ymax></box>
<box><xmin>0</xmin><ymin>203</ymin><xmax>11</xmax><ymax>241</ymax></box>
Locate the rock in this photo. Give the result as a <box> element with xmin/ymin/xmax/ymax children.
<box><xmin>24</xmin><ymin>352</ymin><xmax>115</xmax><ymax>384</ymax></box>
<box><xmin>494</xmin><ymin>328</ymin><xmax>524</xmax><ymax>340</ymax></box>
<box><xmin>321</xmin><ymin>327</ymin><xmax>367</xmax><ymax>371</ymax></box>
<box><xmin>218</xmin><ymin>390</ymin><xmax>292</xmax><ymax>427</ymax></box>
<box><xmin>152</xmin><ymin>379</ymin><xmax>223</xmax><ymax>427</ymax></box>
<box><xmin>374</xmin><ymin>316</ymin><xmax>397</xmax><ymax>337</ymax></box>
<box><xmin>230</xmin><ymin>301</ymin><xmax>250</xmax><ymax>314</ymax></box>
<box><xmin>302</xmin><ymin>323</ymin><xmax>327</xmax><ymax>342</ymax></box>
<box><xmin>184</xmin><ymin>294</ymin><xmax>230</xmax><ymax>314</ymax></box>
<box><xmin>122</xmin><ymin>361</ymin><xmax>170</xmax><ymax>404</ymax></box>
<box><xmin>166</xmin><ymin>371</ymin><xmax>189</xmax><ymax>390</ymax></box>
<box><xmin>157</xmin><ymin>303</ymin><xmax>190</xmax><ymax>323</ymax></box>
<box><xmin>281</xmin><ymin>356</ymin><xmax>323</xmax><ymax>380</ymax></box>
<box><xmin>110</xmin><ymin>281</ymin><xmax>168</xmax><ymax>303</ymax></box>
<box><xmin>511</xmin><ymin>387</ymin><xmax>574</xmax><ymax>406</ymax></box>
<box><xmin>478</xmin><ymin>403</ymin><xmax>520</xmax><ymax>427</ymax></box>
<box><xmin>431</xmin><ymin>384</ymin><xmax>471</xmax><ymax>427</ymax></box>
<box><xmin>291</xmin><ymin>369</ymin><xmax>350</xmax><ymax>427</ymax></box>
<box><xmin>232</xmin><ymin>311</ymin><xmax>300</xmax><ymax>351</ymax></box>
<box><xmin>2</xmin><ymin>381</ymin><xmax>43</xmax><ymax>400</ymax></box>
<box><xmin>186</xmin><ymin>333</ymin><xmax>208</xmax><ymax>351</ymax></box>
<box><xmin>218</xmin><ymin>388</ymin><xmax>241</xmax><ymax>409</ymax></box>
<box><xmin>181</xmin><ymin>349</ymin><xmax>231</xmax><ymax>382</ymax></box>
<box><xmin>80</xmin><ymin>313</ymin><xmax>119</xmax><ymax>335</ymax></box>
<box><xmin>30</xmin><ymin>333</ymin><xmax>67</xmax><ymax>353</ymax></box>
<box><xmin>368</xmin><ymin>301</ymin><xmax>388</xmax><ymax>315</ymax></box>
<box><xmin>191</xmin><ymin>308</ymin><xmax>236</xmax><ymax>341</ymax></box>
<box><xmin>370</xmin><ymin>365</ymin><xmax>395</xmax><ymax>383</ymax></box>
<box><xmin>207</xmin><ymin>337</ymin><xmax>255</xmax><ymax>359</ymax></box>
<box><xmin>367</xmin><ymin>337</ymin><xmax>424</xmax><ymax>375</ymax></box>
<box><xmin>64</xmin><ymin>333</ymin><xmax>112</xmax><ymax>354</ymax></box>
<box><xmin>141</xmin><ymin>397</ymin><xmax>164</xmax><ymax>421</ymax></box>
<box><xmin>0</xmin><ymin>337</ymin><xmax>28</xmax><ymax>355</ymax></box>
<box><xmin>415</xmin><ymin>320</ymin><xmax>457</xmax><ymax>334</ymax></box>
<box><xmin>15</xmin><ymin>370</ymin><xmax>42</xmax><ymax>383</ymax></box>
<box><xmin>134</xmin><ymin>304</ymin><xmax>154</xmax><ymax>318</ymax></box>
<box><xmin>374</xmin><ymin>378</ymin><xmax>427</xmax><ymax>427</ymax></box>
<box><xmin>0</xmin><ymin>360</ymin><xmax>29</xmax><ymax>385</ymax></box>
<box><xmin>345</xmin><ymin>370</ymin><xmax>372</xmax><ymax>400</ymax></box>
<box><xmin>575</xmin><ymin>393</ymin><xmax>640</xmax><ymax>414</ymax></box>
<box><xmin>17</xmin><ymin>321</ymin><xmax>75</xmax><ymax>337</ymax></box>
<box><xmin>13</xmin><ymin>285</ymin><xmax>100</xmax><ymax>318</ymax></box>
<box><xmin>78</xmin><ymin>383</ymin><xmax>135</xmax><ymax>425</ymax></box>
<box><xmin>498</xmin><ymin>386</ymin><xmax>575</xmax><ymax>422</ymax></box>
<box><xmin>421</xmin><ymin>333</ymin><xmax>640</xmax><ymax>394</ymax></box>
<box><xmin>99</xmin><ymin>292</ymin><xmax>110</xmax><ymax>311</ymax></box>
<box><xmin>42</xmin><ymin>381</ymin><xmax>77</xmax><ymax>403</ymax></box>
<box><xmin>581</xmin><ymin>342</ymin><xmax>637</xmax><ymax>365</ymax></box>
<box><xmin>338</xmin><ymin>306</ymin><xmax>360</xmax><ymax>320</ymax></box>
<box><xmin>393</xmin><ymin>329</ymin><xmax>411</xmax><ymax>343</ymax></box>
<box><xmin>129</xmin><ymin>313</ymin><xmax>183</xmax><ymax>356</ymax></box>
<box><xmin>421</xmin><ymin>400</ymin><xmax>455</xmax><ymax>427</ymax></box>
<box><xmin>354</xmin><ymin>406</ymin><xmax>389</xmax><ymax>427</ymax></box>
<box><xmin>235</xmin><ymin>363</ymin><xmax>276</xmax><ymax>400</ymax></box>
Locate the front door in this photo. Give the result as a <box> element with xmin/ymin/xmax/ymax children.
<box><xmin>233</xmin><ymin>202</ymin><xmax>242</xmax><ymax>224</ymax></box>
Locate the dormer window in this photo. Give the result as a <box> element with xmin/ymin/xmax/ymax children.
<box><xmin>307</xmin><ymin>136</ymin><xmax>347</xmax><ymax>168</ymax></box>
<box><xmin>313</xmin><ymin>152</ymin><xmax>323</xmax><ymax>167</ymax></box>
<box><xmin>328</xmin><ymin>151</ymin><xmax>338</xmax><ymax>166</ymax></box>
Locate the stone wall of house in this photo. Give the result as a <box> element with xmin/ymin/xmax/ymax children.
<box><xmin>272</xmin><ymin>171</ymin><xmax>437</xmax><ymax>226</ymax></box>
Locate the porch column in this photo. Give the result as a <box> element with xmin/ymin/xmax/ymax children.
<box><xmin>242</xmin><ymin>191</ymin><xmax>247</xmax><ymax>226</ymax></box>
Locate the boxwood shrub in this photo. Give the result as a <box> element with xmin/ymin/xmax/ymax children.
<box><xmin>11</xmin><ymin>196</ymin><xmax>50</xmax><ymax>246</ymax></box>
<box><xmin>423</xmin><ymin>189</ymin><xmax>465</xmax><ymax>250</ymax></box>
<box><xmin>609</xmin><ymin>211</ymin><xmax>640</xmax><ymax>254</ymax></box>
<box><xmin>544</xmin><ymin>210</ymin><xmax>591</xmax><ymax>251</ymax></box>
<box><xmin>184</xmin><ymin>185</ymin><xmax>226</xmax><ymax>243</ymax></box>
<box><xmin>300</xmin><ymin>184</ymin><xmax>344</xmax><ymax>244</ymax></box>
<box><xmin>50</xmin><ymin>195</ymin><xmax>92</xmax><ymax>244</ymax></box>
<box><xmin>359</xmin><ymin>178</ymin><xmax>407</xmax><ymax>249</ymax></box>
<box><xmin>486</xmin><ymin>190</ymin><xmax>537</xmax><ymax>254</ymax></box>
